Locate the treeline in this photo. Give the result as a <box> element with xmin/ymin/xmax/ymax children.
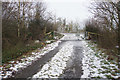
<box><xmin>2</xmin><ymin>2</ymin><xmax>57</xmax><ymax>63</ymax></box>
<box><xmin>85</xmin><ymin>1</ymin><xmax>120</xmax><ymax>60</ymax></box>
<box><xmin>56</xmin><ymin>18</ymin><xmax>80</xmax><ymax>33</ymax></box>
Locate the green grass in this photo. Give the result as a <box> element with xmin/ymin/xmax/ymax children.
<box><xmin>2</xmin><ymin>43</ymin><xmax>44</xmax><ymax>63</ymax></box>
<box><xmin>90</xmin><ymin>71</ymin><xmax>95</xmax><ymax>74</ymax></box>
<box><xmin>96</xmin><ymin>76</ymin><xmax>102</xmax><ymax>78</ymax></box>
<box><xmin>111</xmin><ymin>71</ymin><xmax>117</xmax><ymax>76</ymax></box>
<box><xmin>100</xmin><ymin>69</ymin><xmax>111</xmax><ymax>74</ymax></box>
<box><xmin>5</xmin><ymin>64</ymin><xmax>11</xmax><ymax>69</ymax></box>
<box><xmin>101</xmin><ymin>66</ymin><xmax>109</xmax><ymax>69</ymax></box>
<box><xmin>105</xmin><ymin>75</ymin><xmax>113</xmax><ymax>79</ymax></box>
<box><xmin>91</xmin><ymin>65</ymin><xmax>97</xmax><ymax>68</ymax></box>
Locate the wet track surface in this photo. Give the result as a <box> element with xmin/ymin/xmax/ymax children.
<box><xmin>6</xmin><ymin>33</ymin><xmax>119</xmax><ymax>79</ymax></box>
<box><xmin>13</xmin><ymin>33</ymin><xmax>84</xmax><ymax>78</ymax></box>
<box><xmin>14</xmin><ymin>41</ymin><xmax>66</xmax><ymax>78</ymax></box>
<box><xmin>60</xmin><ymin>41</ymin><xmax>84</xmax><ymax>78</ymax></box>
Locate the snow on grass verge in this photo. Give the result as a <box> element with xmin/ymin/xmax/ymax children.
<box><xmin>1</xmin><ymin>40</ymin><xmax>61</xmax><ymax>78</ymax></box>
<box><xmin>32</xmin><ymin>42</ymin><xmax>73</xmax><ymax>78</ymax></box>
<box><xmin>81</xmin><ymin>41</ymin><xmax>120</xmax><ymax>79</ymax></box>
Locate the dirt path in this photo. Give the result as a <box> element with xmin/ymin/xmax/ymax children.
<box><xmin>14</xmin><ymin>41</ymin><xmax>66</xmax><ymax>78</ymax></box>
<box><xmin>3</xmin><ymin>33</ymin><xmax>120</xmax><ymax>79</ymax></box>
<box><xmin>60</xmin><ymin>40</ymin><xmax>84</xmax><ymax>78</ymax></box>
<box><xmin>13</xmin><ymin>33</ymin><xmax>84</xmax><ymax>79</ymax></box>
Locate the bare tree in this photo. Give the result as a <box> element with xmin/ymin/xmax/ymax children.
<box><xmin>87</xmin><ymin>1</ymin><xmax>120</xmax><ymax>64</ymax></box>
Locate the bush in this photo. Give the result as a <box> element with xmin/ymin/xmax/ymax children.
<box><xmin>28</xmin><ymin>19</ymin><xmax>45</xmax><ymax>40</ymax></box>
<box><xmin>85</xmin><ymin>19</ymin><xmax>118</xmax><ymax>57</ymax></box>
<box><xmin>2</xmin><ymin>42</ymin><xmax>45</xmax><ymax>63</ymax></box>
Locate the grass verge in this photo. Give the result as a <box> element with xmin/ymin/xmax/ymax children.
<box><xmin>2</xmin><ymin>33</ymin><xmax>64</xmax><ymax>64</ymax></box>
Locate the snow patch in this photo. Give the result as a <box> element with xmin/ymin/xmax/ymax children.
<box><xmin>60</xmin><ymin>33</ymin><xmax>78</xmax><ymax>40</ymax></box>
<box><xmin>1</xmin><ymin>40</ymin><xmax>61</xmax><ymax>78</ymax></box>
<box><xmin>81</xmin><ymin>41</ymin><xmax>119</xmax><ymax>78</ymax></box>
<box><xmin>32</xmin><ymin>42</ymin><xmax>73</xmax><ymax>78</ymax></box>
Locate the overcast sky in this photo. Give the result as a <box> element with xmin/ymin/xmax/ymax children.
<box><xmin>44</xmin><ymin>0</ymin><xmax>94</xmax><ymax>28</ymax></box>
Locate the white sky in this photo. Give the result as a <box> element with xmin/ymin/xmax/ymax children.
<box><xmin>44</xmin><ymin>0</ymin><xmax>94</xmax><ymax>28</ymax></box>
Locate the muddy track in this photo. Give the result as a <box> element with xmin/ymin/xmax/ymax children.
<box><xmin>13</xmin><ymin>34</ymin><xmax>84</xmax><ymax>79</ymax></box>
<box><xmin>60</xmin><ymin>41</ymin><xmax>84</xmax><ymax>78</ymax></box>
<box><xmin>13</xmin><ymin>41</ymin><xmax>66</xmax><ymax>78</ymax></box>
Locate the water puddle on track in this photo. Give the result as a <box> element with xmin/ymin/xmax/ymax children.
<box><xmin>59</xmin><ymin>41</ymin><xmax>84</xmax><ymax>78</ymax></box>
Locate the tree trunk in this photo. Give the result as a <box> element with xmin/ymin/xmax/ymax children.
<box><xmin>18</xmin><ymin>1</ymin><xmax>20</xmax><ymax>37</ymax></box>
<box><xmin>117</xmin><ymin>2</ymin><xmax>120</xmax><ymax>78</ymax></box>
